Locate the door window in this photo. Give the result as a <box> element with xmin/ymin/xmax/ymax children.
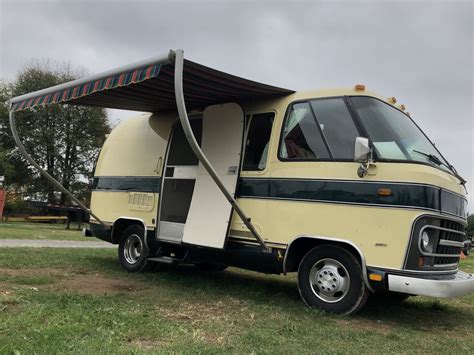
<box><xmin>167</xmin><ymin>119</ymin><xmax>202</xmax><ymax>166</ymax></box>
<box><xmin>243</xmin><ymin>113</ymin><xmax>274</xmax><ymax>170</ymax></box>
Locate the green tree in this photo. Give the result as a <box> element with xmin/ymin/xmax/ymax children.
<box><xmin>0</xmin><ymin>62</ymin><xmax>110</xmax><ymax>205</ymax></box>
<box><xmin>467</xmin><ymin>214</ymin><xmax>474</xmax><ymax>238</ymax></box>
<box><xmin>0</xmin><ymin>81</ymin><xmax>31</xmax><ymax>191</ymax></box>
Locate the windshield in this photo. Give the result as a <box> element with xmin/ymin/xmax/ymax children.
<box><xmin>350</xmin><ymin>96</ymin><xmax>450</xmax><ymax>172</ymax></box>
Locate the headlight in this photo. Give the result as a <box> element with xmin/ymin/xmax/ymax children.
<box><xmin>421</xmin><ymin>231</ymin><xmax>434</xmax><ymax>253</ymax></box>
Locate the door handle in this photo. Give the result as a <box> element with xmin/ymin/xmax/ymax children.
<box><xmin>154</xmin><ymin>156</ymin><xmax>163</xmax><ymax>174</ymax></box>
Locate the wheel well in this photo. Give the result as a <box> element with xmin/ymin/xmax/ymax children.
<box><xmin>284</xmin><ymin>237</ymin><xmax>364</xmax><ymax>274</ymax></box>
<box><xmin>111</xmin><ymin>218</ymin><xmax>145</xmax><ymax>244</ymax></box>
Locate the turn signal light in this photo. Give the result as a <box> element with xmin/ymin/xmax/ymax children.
<box><xmin>354</xmin><ymin>84</ymin><xmax>365</xmax><ymax>91</ymax></box>
<box><xmin>369</xmin><ymin>273</ymin><xmax>383</xmax><ymax>282</ymax></box>
<box><xmin>377</xmin><ymin>188</ymin><xmax>392</xmax><ymax>196</ymax></box>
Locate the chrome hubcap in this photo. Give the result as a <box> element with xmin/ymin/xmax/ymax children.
<box><xmin>309</xmin><ymin>258</ymin><xmax>350</xmax><ymax>303</ymax></box>
<box><xmin>124</xmin><ymin>234</ymin><xmax>143</xmax><ymax>265</ymax></box>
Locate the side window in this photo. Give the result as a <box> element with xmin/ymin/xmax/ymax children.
<box><xmin>310</xmin><ymin>98</ymin><xmax>360</xmax><ymax>159</ymax></box>
<box><xmin>243</xmin><ymin>113</ymin><xmax>274</xmax><ymax>171</ymax></box>
<box><xmin>280</xmin><ymin>102</ymin><xmax>330</xmax><ymax>159</ymax></box>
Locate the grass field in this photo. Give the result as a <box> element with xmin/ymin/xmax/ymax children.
<box><xmin>0</xmin><ymin>224</ymin><xmax>473</xmax><ymax>353</ymax></box>
<box><xmin>0</xmin><ymin>222</ymin><xmax>96</xmax><ymax>241</ymax></box>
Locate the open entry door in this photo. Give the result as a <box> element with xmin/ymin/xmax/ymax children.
<box><xmin>182</xmin><ymin>103</ymin><xmax>244</xmax><ymax>249</ymax></box>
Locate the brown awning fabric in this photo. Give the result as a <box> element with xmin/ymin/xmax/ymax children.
<box><xmin>10</xmin><ymin>53</ymin><xmax>294</xmax><ymax>113</ymax></box>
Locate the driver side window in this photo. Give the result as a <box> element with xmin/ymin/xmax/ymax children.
<box><xmin>280</xmin><ymin>102</ymin><xmax>330</xmax><ymax>159</ymax></box>
<box><xmin>280</xmin><ymin>99</ymin><xmax>361</xmax><ymax>160</ymax></box>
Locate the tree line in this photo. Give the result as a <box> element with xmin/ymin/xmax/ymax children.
<box><xmin>0</xmin><ymin>62</ymin><xmax>110</xmax><ymax>213</ymax></box>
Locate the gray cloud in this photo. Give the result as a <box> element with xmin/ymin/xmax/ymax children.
<box><xmin>1</xmin><ymin>0</ymin><xmax>473</xmax><ymax>207</ymax></box>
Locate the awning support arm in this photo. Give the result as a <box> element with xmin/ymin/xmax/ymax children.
<box><xmin>172</xmin><ymin>49</ymin><xmax>270</xmax><ymax>253</ymax></box>
<box><xmin>8</xmin><ymin>110</ymin><xmax>106</xmax><ymax>227</ymax></box>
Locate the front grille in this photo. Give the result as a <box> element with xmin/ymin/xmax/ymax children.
<box><xmin>405</xmin><ymin>216</ymin><xmax>466</xmax><ymax>271</ymax></box>
<box><xmin>432</xmin><ymin>220</ymin><xmax>465</xmax><ymax>266</ymax></box>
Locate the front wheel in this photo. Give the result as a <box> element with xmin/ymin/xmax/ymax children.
<box><xmin>297</xmin><ymin>245</ymin><xmax>369</xmax><ymax>315</ymax></box>
<box><xmin>118</xmin><ymin>225</ymin><xmax>153</xmax><ymax>273</ymax></box>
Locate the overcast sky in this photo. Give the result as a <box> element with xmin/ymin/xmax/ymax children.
<box><xmin>1</xmin><ymin>0</ymin><xmax>473</xmax><ymax>208</ymax></box>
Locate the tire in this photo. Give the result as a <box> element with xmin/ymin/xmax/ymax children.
<box><xmin>297</xmin><ymin>245</ymin><xmax>369</xmax><ymax>315</ymax></box>
<box><xmin>118</xmin><ymin>225</ymin><xmax>153</xmax><ymax>273</ymax></box>
<box><xmin>194</xmin><ymin>262</ymin><xmax>228</xmax><ymax>272</ymax></box>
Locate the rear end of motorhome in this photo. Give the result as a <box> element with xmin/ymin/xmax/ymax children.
<box><xmin>9</xmin><ymin>49</ymin><xmax>472</xmax><ymax>314</ymax></box>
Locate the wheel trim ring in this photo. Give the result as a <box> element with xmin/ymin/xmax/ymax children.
<box><xmin>309</xmin><ymin>258</ymin><xmax>351</xmax><ymax>303</ymax></box>
<box><xmin>124</xmin><ymin>234</ymin><xmax>143</xmax><ymax>265</ymax></box>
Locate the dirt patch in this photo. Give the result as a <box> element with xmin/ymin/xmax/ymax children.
<box><xmin>156</xmin><ymin>297</ymin><xmax>242</xmax><ymax>324</ymax></box>
<box><xmin>0</xmin><ymin>267</ymin><xmax>143</xmax><ymax>295</ymax></box>
<box><xmin>154</xmin><ymin>297</ymin><xmax>244</xmax><ymax>346</ymax></box>
<box><xmin>193</xmin><ymin>330</ymin><xmax>226</xmax><ymax>346</ymax></box>
<box><xmin>335</xmin><ymin>318</ymin><xmax>393</xmax><ymax>335</ymax></box>
<box><xmin>58</xmin><ymin>274</ymin><xmax>142</xmax><ymax>295</ymax></box>
<box><xmin>0</xmin><ymin>283</ymin><xmax>20</xmax><ymax>313</ymax></box>
<box><xmin>127</xmin><ymin>337</ymin><xmax>166</xmax><ymax>350</ymax></box>
<box><xmin>0</xmin><ymin>284</ymin><xmax>14</xmax><ymax>297</ymax></box>
<box><xmin>0</xmin><ymin>267</ymin><xmax>69</xmax><ymax>277</ymax></box>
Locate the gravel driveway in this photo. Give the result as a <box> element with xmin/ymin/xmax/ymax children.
<box><xmin>0</xmin><ymin>239</ymin><xmax>116</xmax><ymax>249</ymax></box>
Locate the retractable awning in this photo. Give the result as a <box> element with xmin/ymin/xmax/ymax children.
<box><xmin>9</xmin><ymin>49</ymin><xmax>285</xmax><ymax>251</ymax></box>
<box><xmin>9</xmin><ymin>50</ymin><xmax>294</xmax><ymax>113</ymax></box>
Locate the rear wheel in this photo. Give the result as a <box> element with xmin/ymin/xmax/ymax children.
<box><xmin>118</xmin><ymin>225</ymin><xmax>153</xmax><ymax>273</ymax></box>
<box><xmin>297</xmin><ymin>245</ymin><xmax>369</xmax><ymax>315</ymax></box>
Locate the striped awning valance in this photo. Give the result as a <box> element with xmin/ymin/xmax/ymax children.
<box><xmin>9</xmin><ymin>50</ymin><xmax>294</xmax><ymax>113</ymax></box>
<box><xmin>11</xmin><ymin>63</ymin><xmax>162</xmax><ymax>112</ymax></box>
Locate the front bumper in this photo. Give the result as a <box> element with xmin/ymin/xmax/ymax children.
<box><xmin>388</xmin><ymin>270</ymin><xmax>474</xmax><ymax>298</ymax></box>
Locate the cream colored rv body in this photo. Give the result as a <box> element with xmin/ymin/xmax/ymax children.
<box><xmin>91</xmin><ymin>87</ymin><xmax>466</xmax><ymax>271</ymax></box>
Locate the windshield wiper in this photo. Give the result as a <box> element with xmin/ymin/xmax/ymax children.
<box><xmin>413</xmin><ymin>150</ymin><xmax>443</xmax><ymax>166</ymax></box>
<box><xmin>413</xmin><ymin>150</ymin><xmax>467</xmax><ymax>186</ymax></box>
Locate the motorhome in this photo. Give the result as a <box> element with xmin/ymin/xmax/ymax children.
<box><xmin>9</xmin><ymin>49</ymin><xmax>472</xmax><ymax>314</ymax></box>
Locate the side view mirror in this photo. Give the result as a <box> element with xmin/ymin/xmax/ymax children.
<box><xmin>354</xmin><ymin>137</ymin><xmax>371</xmax><ymax>163</ymax></box>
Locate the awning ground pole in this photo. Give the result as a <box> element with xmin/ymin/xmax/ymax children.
<box><xmin>173</xmin><ymin>49</ymin><xmax>269</xmax><ymax>252</ymax></box>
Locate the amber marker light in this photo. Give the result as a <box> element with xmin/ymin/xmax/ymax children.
<box><xmin>354</xmin><ymin>84</ymin><xmax>365</xmax><ymax>91</ymax></box>
<box><xmin>369</xmin><ymin>273</ymin><xmax>383</xmax><ymax>282</ymax></box>
<box><xmin>388</xmin><ymin>97</ymin><xmax>397</xmax><ymax>104</ymax></box>
<box><xmin>406</xmin><ymin>112</ymin><xmax>411</xmax><ymax>117</ymax></box>
<box><xmin>377</xmin><ymin>188</ymin><xmax>392</xmax><ymax>197</ymax></box>
<box><xmin>398</xmin><ymin>104</ymin><xmax>406</xmax><ymax>111</ymax></box>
